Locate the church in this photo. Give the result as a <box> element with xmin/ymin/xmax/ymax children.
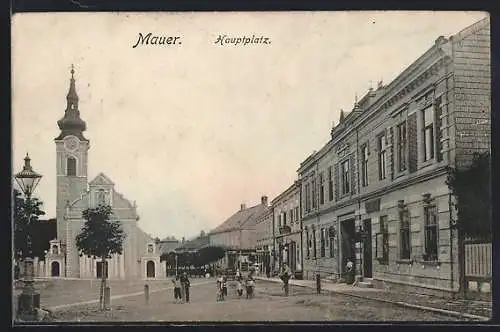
<box><xmin>43</xmin><ymin>67</ymin><xmax>164</xmax><ymax>280</ymax></box>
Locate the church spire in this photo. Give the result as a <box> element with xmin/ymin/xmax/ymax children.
<box><xmin>55</xmin><ymin>65</ymin><xmax>88</xmax><ymax>141</ymax></box>
<box><xmin>66</xmin><ymin>64</ymin><xmax>79</xmax><ymax>110</ymax></box>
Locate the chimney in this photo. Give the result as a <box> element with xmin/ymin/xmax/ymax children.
<box><xmin>261</xmin><ymin>195</ymin><xmax>268</xmax><ymax>206</ymax></box>
<box><xmin>240</xmin><ymin>203</ymin><xmax>246</xmax><ymax>211</ymax></box>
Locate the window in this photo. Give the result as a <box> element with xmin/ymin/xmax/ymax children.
<box><xmin>312</xmin><ymin>229</ymin><xmax>317</xmax><ymax>258</ymax></box>
<box><xmin>51</xmin><ymin>245</ymin><xmax>59</xmax><ymax>255</ymax></box>
<box><xmin>378</xmin><ymin>134</ymin><xmax>387</xmax><ymax>180</ymax></box>
<box><xmin>341</xmin><ymin>159</ymin><xmax>350</xmax><ymax>195</ymax></box>
<box><xmin>289</xmin><ymin>209</ymin><xmax>293</xmax><ymax>224</ymax></box>
<box><xmin>434</xmin><ymin>97</ymin><xmax>443</xmax><ymax>162</ymax></box>
<box><xmin>320</xmin><ymin>228</ymin><xmax>326</xmax><ymax>257</ymax></box>
<box><xmin>329</xmin><ymin>228</ymin><xmax>335</xmax><ymax>257</ymax></box>
<box><xmin>306</xmin><ymin>229</ymin><xmax>310</xmax><ymax>258</ymax></box>
<box><xmin>361</xmin><ymin>145</ymin><xmax>369</xmax><ymax>187</ymax></box>
<box><xmin>376</xmin><ymin>216</ymin><xmax>389</xmax><ymax>265</ymax></box>
<box><xmin>424</xmin><ymin>205</ymin><xmax>438</xmax><ymax>261</ymax></box>
<box><xmin>399</xmin><ymin>210</ymin><xmax>411</xmax><ymax>260</ymax></box>
<box><xmin>147</xmin><ymin>244</ymin><xmax>154</xmax><ymax>253</ymax></box>
<box><xmin>283</xmin><ymin>212</ymin><xmax>287</xmax><ymax>226</ymax></box>
<box><xmin>328</xmin><ymin>166</ymin><xmax>334</xmax><ymax>201</ymax></box>
<box><xmin>67</xmin><ymin>157</ymin><xmax>76</xmax><ymax>176</ymax></box>
<box><xmin>295</xmin><ymin>207</ymin><xmax>299</xmax><ymax>222</ymax></box>
<box><xmin>422</xmin><ymin>107</ymin><xmax>435</xmax><ymax>162</ymax></box>
<box><xmin>305</xmin><ymin>183</ymin><xmax>311</xmax><ymax>213</ymax></box>
<box><xmin>397</xmin><ymin>122</ymin><xmax>407</xmax><ymax>171</ymax></box>
<box><xmin>319</xmin><ymin>172</ymin><xmax>325</xmax><ymax>205</ymax></box>
<box><xmin>97</xmin><ymin>189</ymin><xmax>106</xmax><ymax>206</ymax></box>
<box><xmin>312</xmin><ymin>178</ymin><xmax>317</xmax><ymax>209</ymax></box>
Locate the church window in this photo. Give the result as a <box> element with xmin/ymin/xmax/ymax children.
<box><xmin>67</xmin><ymin>157</ymin><xmax>76</xmax><ymax>176</ymax></box>
<box><xmin>147</xmin><ymin>244</ymin><xmax>154</xmax><ymax>253</ymax></box>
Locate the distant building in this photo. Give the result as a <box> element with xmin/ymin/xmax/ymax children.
<box><xmin>272</xmin><ymin>182</ymin><xmax>302</xmax><ymax>277</ymax></box>
<box><xmin>298</xmin><ymin>17</ymin><xmax>490</xmax><ymax>296</ymax></box>
<box><xmin>157</xmin><ymin>237</ymin><xmax>181</xmax><ymax>256</ymax></box>
<box><xmin>209</xmin><ymin>196</ymin><xmax>269</xmax><ymax>270</ymax></box>
<box><xmin>176</xmin><ymin>234</ymin><xmax>210</xmax><ymax>253</ymax></box>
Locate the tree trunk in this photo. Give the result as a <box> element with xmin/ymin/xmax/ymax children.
<box><xmin>99</xmin><ymin>257</ymin><xmax>106</xmax><ymax>311</ymax></box>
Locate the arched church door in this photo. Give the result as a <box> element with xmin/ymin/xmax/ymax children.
<box><xmin>147</xmin><ymin>261</ymin><xmax>155</xmax><ymax>278</ymax></box>
<box><xmin>51</xmin><ymin>261</ymin><xmax>60</xmax><ymax>277</ymax></box>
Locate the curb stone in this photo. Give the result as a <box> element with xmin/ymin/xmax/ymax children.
<box><xmin>256</xmin><ymin>277</ymin><xmax>489</xmax><ymax>321</ymax></box>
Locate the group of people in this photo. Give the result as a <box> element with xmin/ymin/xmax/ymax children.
<box><xmin>171</xmin><ymin>272</ymin><xmax>191</xmax><ymax>303</ymax></box>
<box><xmin>216</xmin><ymin>269</ymin><xmax>256</xmax><ymax>301</ymax></box>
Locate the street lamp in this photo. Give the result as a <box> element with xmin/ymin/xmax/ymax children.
<box><xmin>14</xmin><ymin>153</ymin><xmax>43</xmax><ymax>321</ymax></box>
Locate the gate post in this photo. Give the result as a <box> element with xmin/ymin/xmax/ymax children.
<box><xmin>144</xmin><ymin>284</ymin><xmax>150</xmax><ymax>304</ymax></box>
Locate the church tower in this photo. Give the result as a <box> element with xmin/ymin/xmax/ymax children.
<box><xmin>55</xmin><ymin>66</ymin><xmax>90</xmax><ymax>243</ymax></box>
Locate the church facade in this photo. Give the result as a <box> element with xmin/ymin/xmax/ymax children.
<box><xmin>44</xmin><ymin>67</ymin><xmax>165</xmax><ymax>280</ymax></box>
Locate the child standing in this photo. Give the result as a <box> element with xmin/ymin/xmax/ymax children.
<box><xmin>245</xmin><ymin>276</ymin><xmax>255</xmax><ymax>299</ymax></box>
<box><xmin>236</xmin><ymin>279</ymin><xmax>244</xmax><ymax>297</ymax></box>
<box><xmin>172</xmin><ymin>275</ymin><xmax>182</xmax><ymax>303</ymax></box>
<box><xmin>216</xmin><ymin>274</ymin><xmax>224</xmax><ymax>301</ymax></box>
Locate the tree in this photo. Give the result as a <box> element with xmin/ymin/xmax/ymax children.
<box><xmin>75</xmin><ymin>205</ymin><xmax>126</xmax><ymax>311</ymax></box>
<box><xmin>446</xmin><ymin>152</ymin><xmax>491</xmax><ymax>239</ymax></box>
<box><xmin>197</xmin><ymin>246</ymin><xmax>225</xmax><ymax>266</ymax></box>
<box><xmin>13</xmin><ymin>188</ymin><xmax>46</xmax><ymax>261</ymax></box>
<box><xmin>446</xmin><ymin>152</ymin><xmax>491</xmax><ymax>298</ymax></box>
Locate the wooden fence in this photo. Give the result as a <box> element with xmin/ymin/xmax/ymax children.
<box><xmin>464</xmin><ymin>242</ymin><xmax>491</xmax><ymax>288</ymax></box>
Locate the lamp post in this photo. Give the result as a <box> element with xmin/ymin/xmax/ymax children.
<box><xmin>14</xmin><ymin>153</ymin><xmax>43</xmax><ymax>321</ymax></box>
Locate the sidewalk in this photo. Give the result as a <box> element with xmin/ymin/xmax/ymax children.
<box><xmin>256</xmin><ymin>276</ymin><xmax>491</xmax><ymax>321</ymax></box>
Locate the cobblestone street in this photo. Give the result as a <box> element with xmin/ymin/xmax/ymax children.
<box><xmin>46</xmin><ymin>279</ymin><xmax>466</xmax><ymax>322</ymax></box>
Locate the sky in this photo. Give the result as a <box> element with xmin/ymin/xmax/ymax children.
<box><xmin>12</xmin><ymin>11</ymin><xmax>488</xmax><ymax>240</ymax></box>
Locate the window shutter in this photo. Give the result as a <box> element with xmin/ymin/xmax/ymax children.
<box><xmin>435</xmin><ymin>98</ymin><xmax>443</xmax><ymax>162</ymax></box>
<box><xmin>408</xmin><ymin>113</ymin><xmax>418</xmax><ymax>173</ymax></box>
<box><xmin>334</xmin><ymin>163</ymin><xmax>340</xmax><ymax>201</ymax></box>
<box><xmin>350</xmin><ymin>153</ymin><xmax>357</xmax><ymax>195</ymax></box>
<box><xmin>388</xmin><ymin>127</ymin><xmax>394</xmax><ymax>180</ymax></box>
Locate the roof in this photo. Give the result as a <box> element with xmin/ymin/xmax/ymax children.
<box><xmin>209</xmin><ymin>204</ymin><xmax>268</xmax><ymax>235</ymax></box>
<box><xmin>176</xmin><ymin>235</ymin><xmax>210</xmax><ymax>251</ymax></box>
<box><xmin>158</xmin><ymin>240</ymin><xmax>180</xmax><ymax>254</ymax></box>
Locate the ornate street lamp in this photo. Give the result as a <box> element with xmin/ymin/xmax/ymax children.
<box><xmin>14</xmin><ymin>153</ymin><xmax>43</xmax><ymax>321</ymax></box>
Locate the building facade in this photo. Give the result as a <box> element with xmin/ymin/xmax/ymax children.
<box><xmin>44</xmin><ymin>68</ymin><xmax>164</xmax><ymax>280</ymax></box>
<box><xmin>272</xmin><ymin>182</ymin><xmax>302</xmax><ymax>277</ymax></box>
<box><xmin>299</xmin><ymin>17</ymin><xmax>490</xmax><ymax>296</ymax></box>
<box><xmin>209</xmin><ymin>196</ymin><xmax>269</xmax><ymax>270</ymax></box>
<box><xmin>254</xmin><ymin>207</ymin><xmax>274</xmax><ymax>275</ymax></box>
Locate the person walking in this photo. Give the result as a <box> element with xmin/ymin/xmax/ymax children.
<box><xmin>180</xmin><ymin>272</ymin><xmax>191</xmax><ymax>303</ymax></box>
<box><xmin>279</xmin><ymin>264</ymin><xmax>291</xmax><ymax>296</ymax></box>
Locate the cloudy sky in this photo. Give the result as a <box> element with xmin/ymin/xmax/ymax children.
<box><xmin>12</xmin><ymin>11</ymin><xmax>487</xmax><ymax>240</ymax></box>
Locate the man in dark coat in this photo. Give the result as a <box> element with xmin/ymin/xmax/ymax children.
<box><xmin>180</xmin><ymin>272</ymin><xmax>191</xmax><ymax>303</ymax></box>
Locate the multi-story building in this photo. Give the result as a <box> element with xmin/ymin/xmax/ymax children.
<box><xmin>254</xmin><ymin>206</ymin><xmax>274</xmax><ymax>275</ymax></box>
<box><xmin>43</xmin><ymin>67</ymin><xmax>165</xmax><ymax>280</ymax></box>
<box><xmin>272</xmin><ymin>181</ymin><xmax>302</xmax><ymax>278</ymax></box>
<box><xmin>299</xmin><ymin>17</ymin><xmax>490</xmax><ymax>296</ymax></box>
<box><xmin>208</xmin><ymin>196</ymin><xmax>269</xmax><ymax>270</ymax></box>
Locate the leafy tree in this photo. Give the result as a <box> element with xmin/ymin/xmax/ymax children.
<box><xmin>13</xmin><ymin>188</ymin><xmax>46</xmax><ymax>261</ymax></box>
<box><xmin>446</xmin><ymin>152</ymin><xmax>491</xmax><ymax>239</ymax></box>
<box><xmin>75</xmin><ymin>205</ymin><xmax>126</xmax><ymax>311</ymax></box>
<box><xmin>197</xmin><ymin>246</ymin><xmax>225</xmax><ymax>266</ymax></box>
